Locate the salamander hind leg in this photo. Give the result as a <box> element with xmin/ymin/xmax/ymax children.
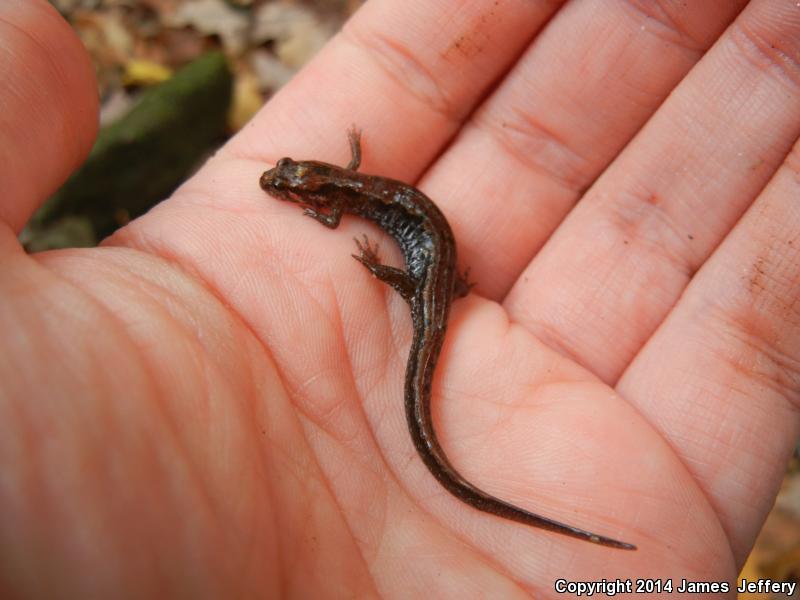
<box><xmin>352</xmin><ymin>234</ymin><xmax>416</xmax><ymax>303</ymax></box>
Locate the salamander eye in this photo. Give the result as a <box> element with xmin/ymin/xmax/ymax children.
<box><xmin>277</xmin><ymin>157</ymin><xmax>292</xmax><ymax>168</ymax></box>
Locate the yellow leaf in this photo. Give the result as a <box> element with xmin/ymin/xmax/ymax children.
<box><xmin>229</xmin><ymin>68</ymin><xmax>263</xmax><ymax>131</ymax></box>
<box><xmin>122</xmin><ymin>60</ymin><xmax>173</xmax><ymax>87</ymax></box>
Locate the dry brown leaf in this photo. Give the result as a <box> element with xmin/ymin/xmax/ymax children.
<box><xmin>250</xmin><ymin>48</ymin><xmax>295</xmax><ymax>92</ymax></box>
<box><xmin>252</xmin><ymin>1</ymin><xmax>334</xmax><ymax>68</ymax></box>
<box><xmin>165</xmin><ymin>0</ymin><xmax>250</xmax><ymax>54</ymax></box>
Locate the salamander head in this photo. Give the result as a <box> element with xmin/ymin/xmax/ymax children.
<box><xmin>260</xmin><ymin>157</ymin><xmax>338</xmax><ymax>202</ymax></box>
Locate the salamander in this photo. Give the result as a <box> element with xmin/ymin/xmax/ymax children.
<box><xmin>260</xmin><ymin>129</ymin><xmax>635</xmax><ymax>551</ymax></box>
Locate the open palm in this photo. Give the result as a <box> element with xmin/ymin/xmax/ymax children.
<box><xmin>4</xmin><ymin>0</ymin><xmax>800</xmax><ymax>597</ymax></box>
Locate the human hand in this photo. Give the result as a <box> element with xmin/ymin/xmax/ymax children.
<box><xmin>3</xmin><ymin>0</ymin><xmax>799</xmax><ymax>597</ymax></box>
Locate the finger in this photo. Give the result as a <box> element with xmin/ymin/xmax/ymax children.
<box><xmin>617</xmin><ymin>135</ymin><xmax>800</xmax><ymax>566</ymax></box>
<box><xmin>0</xmin><ymin>0</ymin><xmax>97</xmax><ymax>234</ymax></box>
<box><xmin>222</xmin><ymin>0</ymin><xmax>565</xmax><ymax>181</ymax></box>
<box><xmin>504</xmin><ymin>0</ymin><xmax>800</xmax><ymax>381</ymax></box>
<box><xmin>423</xmin><ymin>0</ymin><xmax>746</xmax><ymax>297</ymax></box>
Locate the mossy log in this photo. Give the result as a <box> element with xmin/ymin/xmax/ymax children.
<box><xmin>27</xmin><ymin>51</ymin><xmax>232</xmax><ymax>246</ymax></box>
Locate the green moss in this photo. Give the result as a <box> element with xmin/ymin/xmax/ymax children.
<box><xmin>29</xmin><ymin>51</ymin><xmax>233</xmax><ymax>245</ymax></box>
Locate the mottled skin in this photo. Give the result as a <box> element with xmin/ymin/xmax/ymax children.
<box><xmin>260</xmin><ymin>129</ymin><xmax>635</xmax><ymax>550</ymax></box>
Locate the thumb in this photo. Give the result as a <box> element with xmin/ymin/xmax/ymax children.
<box><xmin>0</xmin><ymin>0</ymin><xmax>97</xmax><ymax>235</ymax></box>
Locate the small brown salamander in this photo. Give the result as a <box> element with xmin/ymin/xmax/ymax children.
<box><xmin>260</xmin><ymin>129</ymin><xmax>635</xmax><ymax>551</ymax></box>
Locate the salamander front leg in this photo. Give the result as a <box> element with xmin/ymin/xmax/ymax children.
<box><xmin>303</xmin><ymin>205</ymin><xmax>343</xmax><ymax>229</ymax></box>
<box><xmin>346</xmin><ymin>127</ymin><xmax>362</xmax><ymax>171</ymax></box>
<box><xmin>352</xmin><ymin>234</ymin><xmax>416</xmax><ymax>303</ymax></box>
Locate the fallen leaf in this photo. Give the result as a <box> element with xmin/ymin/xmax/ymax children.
<box><xmin>166</xmin><ymin>0</ymin><xmax>249</xmax><ymax>54</ymax></box>
<box><xmin>122</xmin><ymin>59</ymin><xmax>173</xmax><ymax>86</ymax></box>
<box><xmin>252</xmin><ymin>1</ymin><xmax>334</xmax><ymax>68</ymax></box>
<box><xmin>229</xmin><ymin>61</ymin><xmax>264</xmax><ymax>130</ymax></box>
<box><xmin>250</xmin><ymin>48</ymin><xmax>296</xmax><ymax>92</ymax></box>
